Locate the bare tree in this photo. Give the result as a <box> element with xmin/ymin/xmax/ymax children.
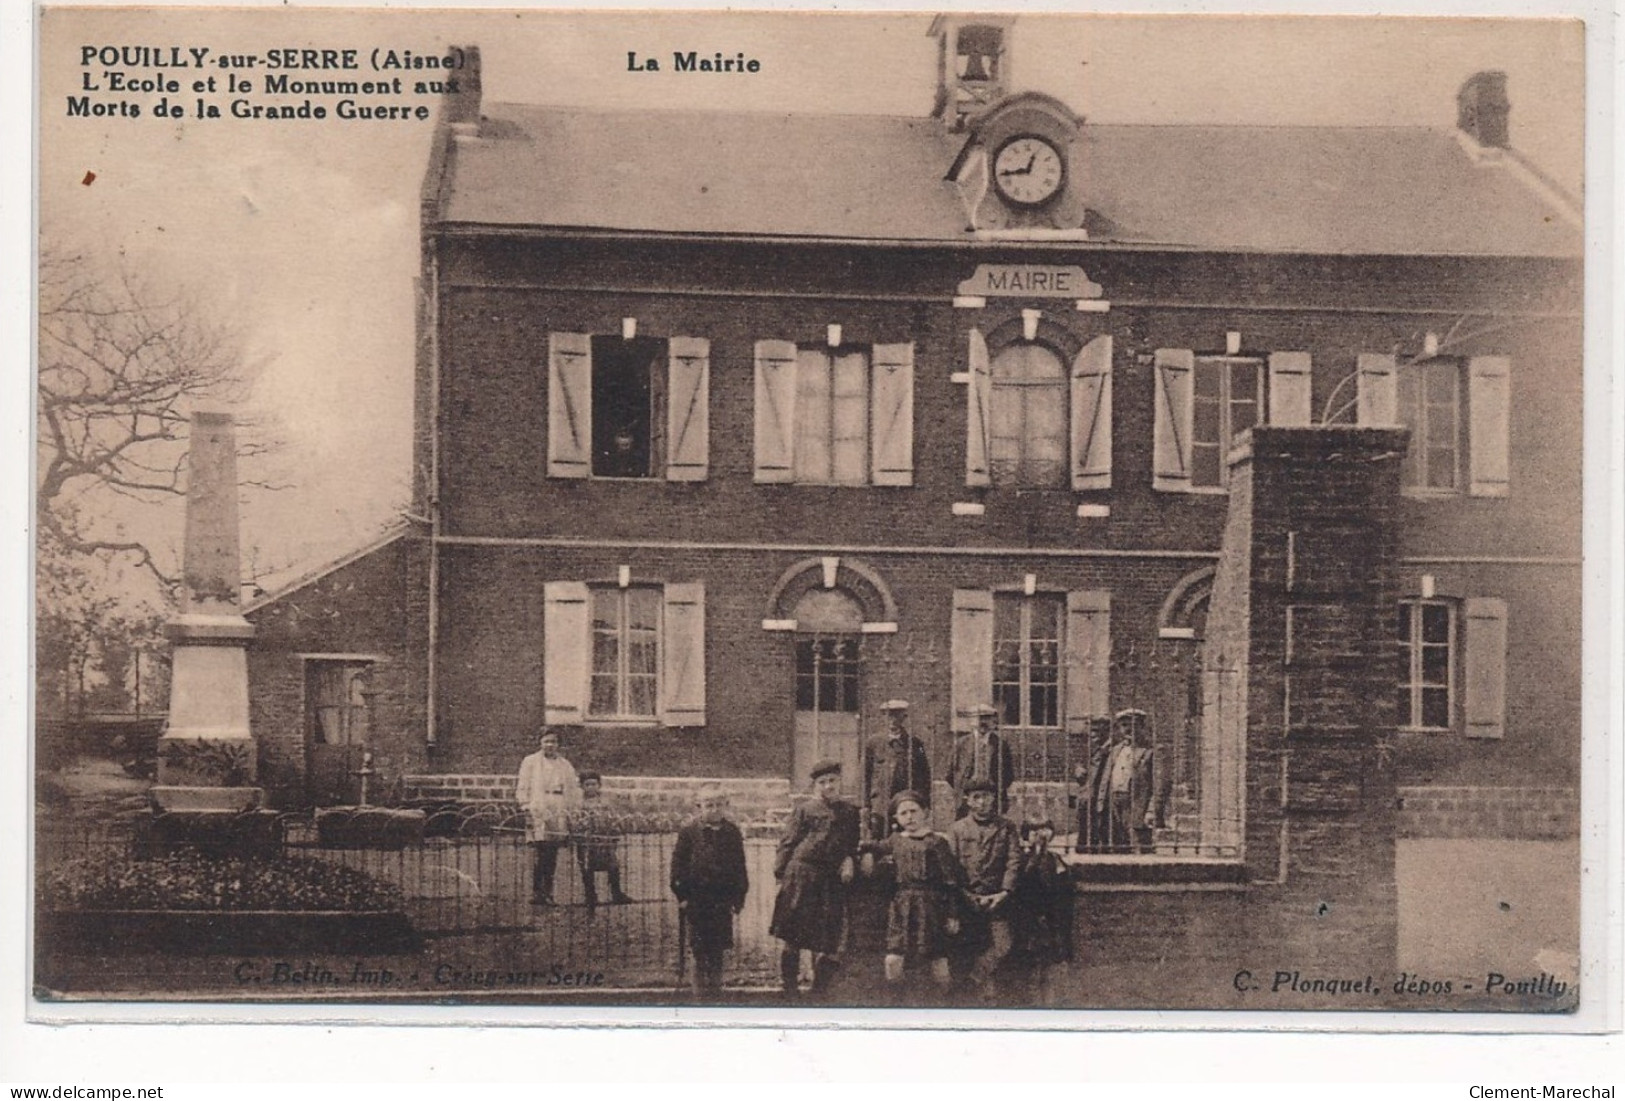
<box><xmin>37</xmin><ymin>245</ymin><xmax>275</xmax><ymax>589</ymax></box>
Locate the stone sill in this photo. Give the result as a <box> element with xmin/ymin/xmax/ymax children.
<box><xmin>1065</xmin><ymin>854</ymin><xmax>1247</xmax><ymax>887</ymax></box>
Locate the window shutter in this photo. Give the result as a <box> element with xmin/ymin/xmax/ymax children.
<box><xmin>1462</xmin><ymin>597</ymin><xmax>1507</xmax><ymax>739</ymax></box>
<box><xmin>965</xmin><ymin>329</ymin><xmax>992</xmax><ymax>487</ymax></box>
<box><xmin>547</xmin><ymin>333</ymin><xmax>592</xmax><ymax>478</ymax></box>
<box><xmin>1268</xmin><ymin>351</ymin><xmax>1313</xmax><ymax>427</ymax></box>
<box><xmin>542</xmin><ymin>581</ymin><xmax>589</xmax><ymax>725</ymax></box>
<box><xmin>1152</xmin><ymin>348</ymin><xmax>1194</xmax><ymax>491</ymax></box>
<box><xmin>1070</xmin><ymin>335</ymin><xmax>1113</xmax><ymax>490</ymax></box>
<box><xmin>1468</xmin><ymin>356</ymin><xmax>1511</xmax><ymax>498</ymax></box>
<box><xmin>665</xmin><ymin>337</ymin><xmax>710</xmax><ymax>482</ymax></box>
<box><xmin>753</xmin><ymin>340</ymin><xmax>798</xmax><ymax>483</ymax></box>
<box><xmin>1064</xmin><ymin>590</ymin><xmax>1111</xmax><ymax>733</ymax></box>
<box><xmin>661</xmin><ymin>582</ymin><xmax>706</xmax><ymax>728</ymax></box>
<box><xmin>870</xmin><ymin>342</ymin><xmax>915</xmax><ymax>486</ymax></box>
<box><xmin>950</xmin><ymin>589</ymin><xmax>994</xmax><ymax>733</ymax></box>
<box><xmin>1356</xmin><ymin>353</ymin><xmax>1398</xmax><ymax>427</ymax></box>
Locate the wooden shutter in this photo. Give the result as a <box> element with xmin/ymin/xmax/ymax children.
<box><xmin>870</xmin><ymin>342</ymin><xmax>915</xmax><ymax>486</ymax></box>
<box><xmin>950</xmin><ymin>589</ymin><xmax>994</xmax><ymax>733</ymax></box>
<box><xmin>1356</xmin><ymin>353</ymin><xmax>1398</xmax><ymax>427</ymax></box>
<box><xmin>1462</xmin><ymin>597</ymin><xmax>1507</xmax><ymax>739</ymax></box>
<box><xmin>1468</xmin><ymin>356</ymin><xmax>1511</xmax><ymax>498</ymax></box>
<box><xmin>542</xmin><ymin>581</ymin><xmax>589</xmax><ymax>724</ymax></box>
<box><xmin>661</xmin><ymin>582</ymin><xmax>706</xmax><ymax>728</ymax></box>
<box><xmin>665</xmin><ymin>337</ymin><xmax>710</xmax><ymax>482</ymax></box>
<box><xmin>1064</xmin><ymin>590</ymin><xmax>1111</xmax><ymax>733</ymax></box>
<box><xmin>1268</xmin><ymin>351</ymin><xmax>1313</xmax><ymax>427</ymax></box>
<box><xmin>753</xmin><ymin>340</ymin><xmax>798</xmax><ymax>483</ymax></box>
<box><xmin>965</xmin><ymin>329</ymin><xmax>992</xmax><ymax>487</ymax></box>
<box><xmin>1070</xmin><ymin>335</ymin><xmax>1113</xmax><ymax>490</ymax></box>
<box><xmin>547</xmin><ymin>332</ymin><xmax>592</xmax><ymax>478</ymax></box>
<box><xmin>1152</xmin><ymin>348</ymin><xmax>1194</xmax><ymax>491</ymax></box>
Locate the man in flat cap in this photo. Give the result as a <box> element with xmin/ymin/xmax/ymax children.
<box><xmin>863</xmin><ymin>699</ymin><xmax>933</xmax><ymax>837</ymax></box>
<box><xmin>769</xmin><ymin>758</ymin><xmax>861</xmax><ymax>999</ymax></box>
<box><xmin>947</xmin><ymin>705</ymin><xmax>1016</xmax><ymax>819</ymax></box>
<box><xmin>1076</xmin><ymin>708</ymin><xmax>1167</xmax><ymax>854</ymax></box>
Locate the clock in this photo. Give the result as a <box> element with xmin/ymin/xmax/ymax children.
<box><xmin>991</xmin><ymin>135</ymin><xmax>1065</xmax><ymax>208</ymax></box>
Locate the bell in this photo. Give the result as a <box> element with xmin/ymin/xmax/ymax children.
<box><xmin>960</xmin><ymin>49</ymin><xmax>991</xmax><ymax>82</ymax></box>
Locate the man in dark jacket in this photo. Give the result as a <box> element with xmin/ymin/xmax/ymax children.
<box><xmin>1076</xmin><ymin>708</ymin><xmax>1168</xmax><ymax>853</ymax></box>
<box><xmin>863</xmin><ymin>699</ymin><xmax>933</xmax><ymax>836</ymax></box>
<box><xmin>946</xmin><ymin>705</ymin><xmax>1017</xmax><ymax>817</ymax></box>
<box><xmin>670</xmin><ymin>784</ymin><xmax>749</xmax><ymax>1001</ymax></box>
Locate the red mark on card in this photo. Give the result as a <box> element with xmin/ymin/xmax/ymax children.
<box><xmin>81</xmin><ymin>171</ymin><xmax>96</xmax><ymax>186</ymax></box>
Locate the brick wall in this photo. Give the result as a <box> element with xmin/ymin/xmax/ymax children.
<box><xmin>1396</xmin><ymin>785</ymin><xmax>1578</xmax><ymax>839</ymax></box>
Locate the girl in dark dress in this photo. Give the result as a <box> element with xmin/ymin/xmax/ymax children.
<box><xmin>769</xmin><ymin>759</ymin><xmax>861</xmax><ymax>997</ymax></box>
<box><xmin>864</xmin><ymin>790</ymin><xmax>964</xmax><ymax>990</ymax></box>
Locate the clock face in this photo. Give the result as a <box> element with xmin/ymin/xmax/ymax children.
<box><xmin>992</xmin><ymin>135</ymin><xmax>1065</xmax><ymax>208</ymax></box>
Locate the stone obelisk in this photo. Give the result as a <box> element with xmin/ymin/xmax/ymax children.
<box><xmin>154</xmin><ymin>410</ymin><xmax>260</xmax><ymax>809</ymax></box>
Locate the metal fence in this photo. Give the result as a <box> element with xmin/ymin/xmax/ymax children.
<box><xmin>36</xmin><ymin>809</ymin><xmax>783</xmax><ymax>989</ymax></box>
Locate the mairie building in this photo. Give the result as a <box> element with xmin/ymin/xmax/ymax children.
<box><xmin>241</xmin><ymin>19</ymin><xmax>1582</xmax><ymax>989</ymax></box>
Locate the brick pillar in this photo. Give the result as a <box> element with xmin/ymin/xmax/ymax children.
<box><xmin>1205</xmin><ymin>426</ymin><xmax>1406</xmax><ymax>968</ymax></box>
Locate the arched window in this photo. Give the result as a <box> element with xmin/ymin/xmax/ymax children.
<box><xmin>989</xmin><ymin>341</ymin><xmax>1068</xmax><ymax>487</ymax></box>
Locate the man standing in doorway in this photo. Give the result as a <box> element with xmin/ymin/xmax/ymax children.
<box><xmin>515</xmin><ymin>728</ymin><xmax>582</xmax><ymax>905</ymax></box>
<box><xmin>947</xmin><ymin>705</ymin><xmax>1016</xmax><ymax>818</ymax></box>
<box><xmin>863</xmin><ymin>699</ymin><xmax>932</xmax><ymax>836</ymax></box>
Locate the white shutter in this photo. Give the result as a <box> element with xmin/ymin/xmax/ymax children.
<box><xmin>966</xmin><ymin>329</ymin><xmax>992</xmax><ymax>487</ymax></box>
<box><xmin>666</xmin><ymin>337</ymin><xmax>710</xmax><ymax>482</ymax></box>
<box><xmin>1070</xmin><ymin>335</ymin><xmax>1113</xmax><ymax>490</ymax></box>
<box><xmin>1152</xmin><ymin>348</ymin><xmax>1195</xmax><ymax>492</ymax></box>
<box><xmin>542</xmin><ymin>581</ymin><xmax>589</xmax><ymax>724</ymax></box>
<box><xmin>1064</xmin><ymin>590</ymin><xmax>1111</xmax><ymax>732</ymax></box>
<box><xmin>1268</xmin><ymin>351</ymin><xmax>1313</xmax><ymax>427</ymax></box>
<box><xmin>1468</xmin><ymin>356</ymin><xmax>1511</xmax><ymax>498</ymax></box>
<box><xmin>870</xmin><ymin>342</ymin><xmax>915</xmax><ymax>486</ymax></box>
<box><xmin>1463</xmin><ymin>597</ymin><xmax>1507</xmax><ymax>739</ymax></box>
<box><xmin>547</xmin><ymin>333</ymin><xmax>592</xmax><ymax>478</ymax></box>
<box><xmin>1356</xmin><ymin>353</ymin><xmax>1399</xmax><ymax>428</ymax></box>
<box><xmin>753</xmin><ymin>340</ymin><xmax>798</xmax><ymax>483</ymax></box>
<box><xmin>950</xmin><ymin>589</ymin><xmax>994</xmax><ymax>733</ymax></box>
<box><xmin>661</xmin><ymin>582</ymin><xmax>706</xmax><ymax>728</ymax></box>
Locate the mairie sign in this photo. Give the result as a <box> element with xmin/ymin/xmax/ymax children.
<box><xmin>957</xmin><ymin>264</ymin><xmax>1103</xmax><ymax>299</ymax></box>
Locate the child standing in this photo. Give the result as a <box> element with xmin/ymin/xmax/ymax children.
<box><xmin>572</xmin><ymin>770</ymin><xmax>634</xmax><ymax>910</ymax></box>
<box><xmin>670</xmin><ymin>784</ymin><xmax>749</xmax><ymax>1002</ymax></box>
<box><xmin>864</xmin><ymin>790</ymin><xmax>965</xmax><ymax>991</ymax></box>
<box><xmin>769</xmin><ymin>759</ymin><xmax>861</xmax><ymax>999</ymax></box>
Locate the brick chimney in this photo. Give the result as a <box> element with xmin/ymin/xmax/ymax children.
<box><xmin>1457</xmin><ymin>70</ymin><xmax>1511</xmax><ymax>149</ymax></box>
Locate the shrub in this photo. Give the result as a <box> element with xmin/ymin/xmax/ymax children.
<box><xmin>42</xmin><ymin>851</ymin><xmax>405</xmax><ymax>912</ymax></box>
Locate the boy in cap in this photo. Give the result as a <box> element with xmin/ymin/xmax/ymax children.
<box><xmin>946</xmin><ymin>776</ymin><xmax>1021</xmax><ymax>998</ymax></box>
<box><xmin>670</xmin><ymin>784</ymin><xmax>749</xmax><ymax>1001</ymax></box>
<box><xmin>572</xmin><ymin>769</ymin><xmax>634</xmax><ymax>910</ymax></box>
<box><xmin>863</xmin><ymin>699</ymin><xmax>932</xmax><ymax>837</ymax></box>
<box><xmin>769</xmin><ymin>758</ymin><xmax>861</xmax><ymax>999</ymax></box>
<box><xmin>946</xmin><ymin>705</ymin><xmax>1016</xmax><ymax>817</ymax></box>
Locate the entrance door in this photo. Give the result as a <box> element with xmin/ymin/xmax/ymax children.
<box><xmin>789</xmin><ymin>589</ymin><xmax>865</xmax><ymax>795</ymax></box>
<box><xmin>305</xmin><ymin>660</ymin><xmax>371</xmax><ymax>806</ymax></box>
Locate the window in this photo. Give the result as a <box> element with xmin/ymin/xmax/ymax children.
<box><xmin>1397</xmin><ymin>599</ymin><xmax>1455</xmax><ymax>730</ymax></box>
<box><xmin>1153</xmin><ymin>349</ymin><xmax>1311</xmax><ymax>492</ymax></box>
<box><xmin>543</xmin><ymin>581</ymin><xmax>706</xmax><ymax>727</ymax></box>
<box><xmin>794</xmin><ymin>348</ymin><xmax>869</xmax><ymax>485</ymax></box>
<box><xmin>993</xmin><ymin>594</ymin><xmax>1062</xmax><ymax>727</ymax></box>
<box><xmin>754</xmin><ymin>340</ymin><xmax>914</xmax><ymax>485</ymax></box>
<box><xmin>1191</xmin><ymin>356</ymin><xmax>1264</xmax><ymax>488</ymax></box>
<box><xmin>590</xmin><ymin>337</ymin><xmax>664</xmax><ymax>478</ymax></box>
<box><xmin>1398</xmin><ymin>359</ymin><xmax>1461</xmax><ymax>492</ymax></box>
<box><xmin>1356</xmin><ymin>353</ymin><xmax>1510</xmax><ymax>497</ymax></box>
<box><xmin>794</xmin><ymin>637</ymin><xmax>861</xmax><ymax>713</ymax></box>
<box><xmin>307</xmin><ymin>660</ymin><xmax>372</xmax><ymax>745</ymax></box>
<box><xmin>547</xmin><ymin>332</ymin><xmax>710</xmax><ymax>481</ymax></box>
<box><xmin>589</xmin><ymin>586</ymin><xmax>661</xmax><ymax>719</ymax></box>
<box><xmin>1395</xmin><ymin>595</ymin><xmax>1508</xmax><ymax>737</ymax></box>
<box><xmin>988</xmin><ymin>343</ymin><xmax>1068</xmax><ymax>487</ymax></box>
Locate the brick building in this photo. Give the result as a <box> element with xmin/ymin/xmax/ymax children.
<box><xmin>242</xmin><ymin>21</ymin><xmax>1581</xmax><ymax>995</ymax></box>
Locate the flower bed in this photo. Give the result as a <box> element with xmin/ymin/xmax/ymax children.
<box><xmin>40</xmin><ymin>851</ymin><xmax>416</xmax><ymax>954</ymax></box>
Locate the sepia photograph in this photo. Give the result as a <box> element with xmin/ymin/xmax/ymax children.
<box><xmin>30</xmin><ymin>5</ymin><xmax>1600</xmax><ymax>1020</ymax></box>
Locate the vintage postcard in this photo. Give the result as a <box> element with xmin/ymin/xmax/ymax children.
<box><xmin>31</xmin><ymin>4</ymin><xmax>1605</xmax><ymax>1024</ymax></box>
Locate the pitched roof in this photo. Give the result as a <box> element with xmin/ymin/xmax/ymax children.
<box><xmin>436</xmin><ymin>103</ymin><xmax>1580</xmax><ymax>258</ymax></box>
